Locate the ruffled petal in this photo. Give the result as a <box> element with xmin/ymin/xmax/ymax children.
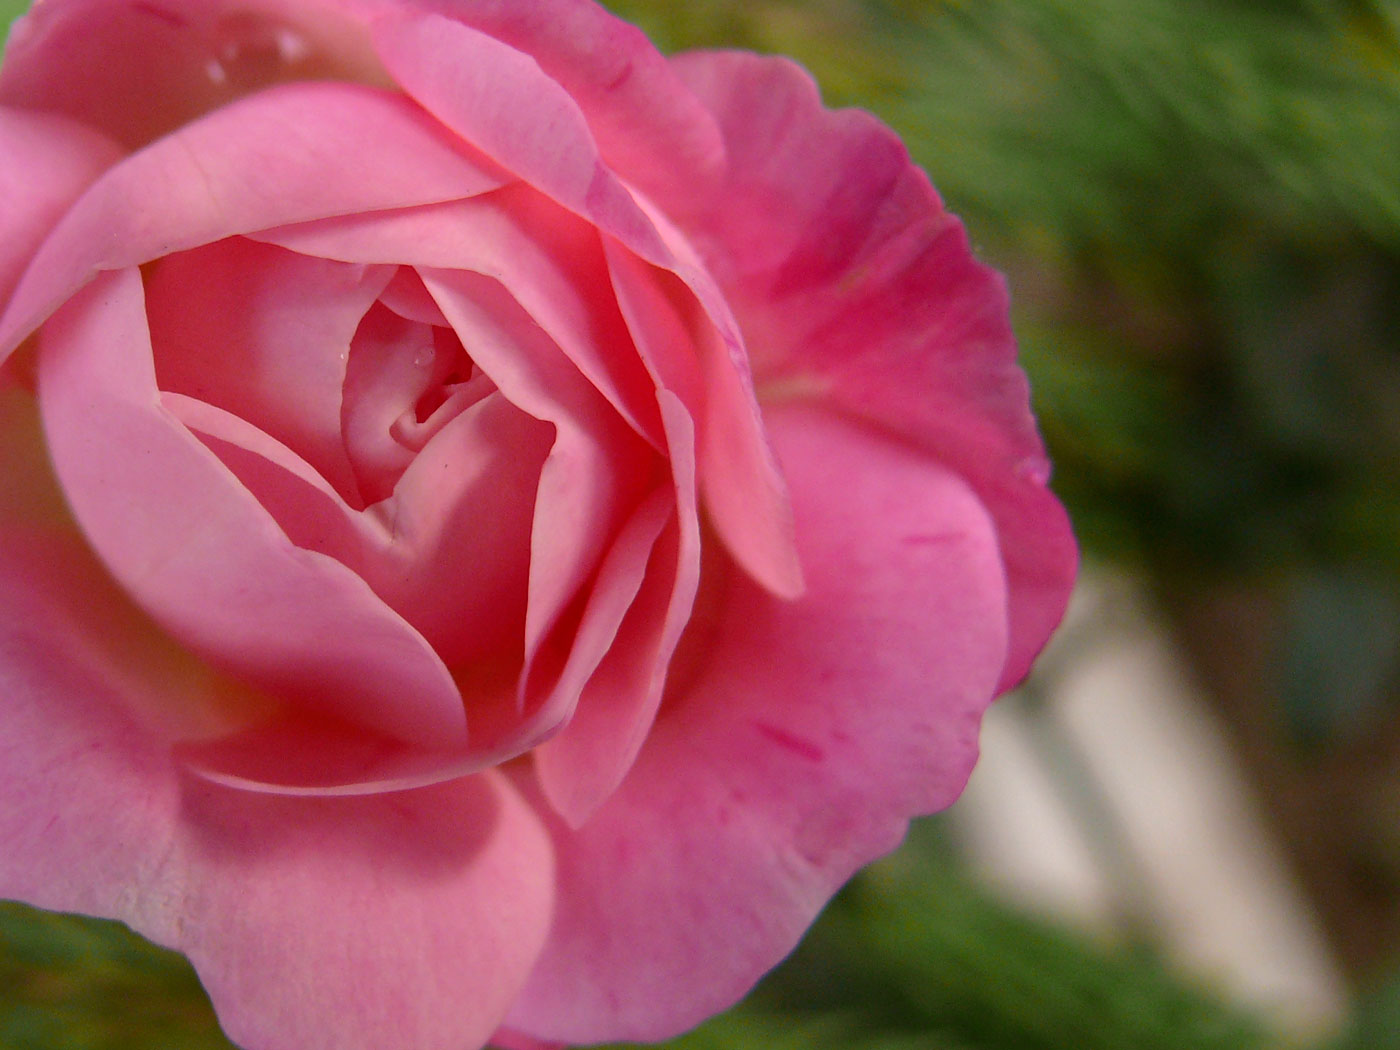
<box><xmin>36</xmin><ymin>267</ymin><xmax>468</xmax><ymax>752</ymax></box>
<box><xmin>670</xmin><ymin>50</ymin><xmax>1076</xmax><ymax>688</ymax></box>
<box><xmin>0</xmin><ymin>80</ymin><xmax>508</xmax><ymax>360</ymax></box>
<box><xmin>506</xmin><ymin>405</ymin><xmax>1009</xmax><ymax>1042</ymax></box>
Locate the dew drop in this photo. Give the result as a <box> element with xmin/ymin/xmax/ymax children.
<box><xmin>204</xmin><ymin>11</ymin><xmax>313</xmax><ymax>90</ymax></box>
<box><xmin>413</xmin><ymin>346</ymin><xmax>435</xmax><ymax>368</ymax></box>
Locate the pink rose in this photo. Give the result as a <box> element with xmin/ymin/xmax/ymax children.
<box><xmin>0</xmin><ymin>1</ymin><xmax>1076</xmax><ymax>1048</ymax></box>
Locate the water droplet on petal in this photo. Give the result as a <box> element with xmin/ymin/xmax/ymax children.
<box><xmin>414</xmin><ymin>346</ymin><xmax>435</xmax><ymax>368</ymax></box>
<box><xmin>205</xmin><ymin>11</ymin><xmax>313</xmax><ymax>90</ymax></box>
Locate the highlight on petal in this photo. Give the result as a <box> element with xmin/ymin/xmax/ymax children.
<box><xmin>507</xmin><ymin>404</ymin><xmax>1010</xmax><ymax>1043</ymax></box>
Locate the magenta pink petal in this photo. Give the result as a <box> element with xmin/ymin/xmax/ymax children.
<box><xmin>670</xmin><ymin>49</ymin><xmax>1076</xmax><ymax>689</ymax></box>
<box><xmin>505</xmin><ymin>404</ymin><xmax>1009</xmax><ymax>1043</ymax></box>
<box><xmin>0</xmin><ymin>80</ymin><xmax>508</xmax><ymax>362</ymax></box>
<box><xmin>0</xmin><ymin>107</ymin><xmax>120</xmax><ymax>313</ymax></box>
<box><xmin>36</xmin><ymin>268</ymin><xmax>468</xmax><ymax>751</ymax></box>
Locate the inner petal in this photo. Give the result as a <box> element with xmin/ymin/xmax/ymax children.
<box><xmin>144</xmin><ymin>237</ymin><xmax>392</xmax><ymax>508</ymax></box>
<box><xmin>341</xmin><ymin>298</ymin><xmax>493</xmax><ymax>505</ymax></box>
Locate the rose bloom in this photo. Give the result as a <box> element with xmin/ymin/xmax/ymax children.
<box><xmin>0</xmin><ymin>1</ymin><xmax>1076</xmax><ymax>1048</ymax></box>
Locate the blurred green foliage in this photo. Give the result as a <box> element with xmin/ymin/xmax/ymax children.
<box><xmin>4</xmin><ymin>0</ymin><xmax>1400</xmax><ymax>1047</ymax></box>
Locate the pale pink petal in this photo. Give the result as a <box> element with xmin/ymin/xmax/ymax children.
<box><xmin>0</xmin><ymin>106</ymin><xmax>120</xmax><ymax>311</ymax></box>
<box><xmin>164</xmin><ymin>391</ymin><xmax>386</xmax><ymax>573</ymax></box>
<box><xmin>532</xmin><ymin>392</ymin><xmax>701</xmax><ymax>826</ymax></box>
<box><xmin>369</xmin><ymin>389</ymin><xmax>552</xmax><ymax>668</ymax></box>
<box><xmin>506</xmin><ymin>405</ymin><xmax>1009</xmax><ymax>1042</ymax></box>
<box><xmin>523</xmin><ymin>485</ymin><xmax>672</xmax><ymax>779</ymax></box>
<box><xmin>183</xmin><ymin>770</ymin><xmax>553</xmax><ymax>1050</ymax></box>
<box><xmin>0</xmin><ymin>80</ymin><xmax>508</xmax><ymax>360</ymax></box>
<box><xmin>145</xmin><ymin>238</ymin><xmax>392</xmax><ymax>504</ymax></box>
<box><xmin>0</xmin><ymin>537</ymin><xmax>554</xmax><ymax>1049</ymax></box>
<box><xmin>36</xmin><ymin>268</ymin><xmax>467</xmax><ymax>751</ymax></box>
<box><xmin>0</xmin><ymin>388</ymin><xmax>273</xmax><ymax>742</ymax></box>
<box><xmin>670</xmin><ymin>50</ymin><xmax>1076</xmax><ymax>688</ymax></box>
<box><xmin>163</xmin><ymin>388</ymin><xmax>542</xmax><ymax>681</ymax></box>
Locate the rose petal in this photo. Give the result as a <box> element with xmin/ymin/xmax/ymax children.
<box><xmin>532</xmin><ymin>392</ymin><xmax>702</xmax><ymax>826</ymax></box>
<box><xmin>369</xmin><ymin>11</ymin><xmax>802</xmax><ymax>598</ymax></box>
<box><xmin>254</xmin><ymin>190</ymin><xmax>667</xmax><ymax>449</ymax></box>
<box><xmin>670</xmin><ymin>49</ymin><xmax>1076</xmax><ymax>688</ymax></box>
<box><xmin>36</xmin><ymin>267</ymin><xmax>468</xmax><ymax>750</ymax></box>
<box><xmin>0</xmin><ymin>106</ymin><xmax>120</xmax><ymax>312</ymax></box>
<box><xmin>0</xmin><ymin>80</ymin><xmax>508</xmax><ymax>360</ymax></box>
<box><xmin>374</xmin><ymin>0</ymin><xmax>726</xmax><ymax>210</ymax></box>
<box><xmin>0</xmin><ymin>0</ymin><xmax>391</xmax><ymax>148</ymax></box>
<box><xmin>144</xmin><ymin>238</ymin><xmax>393</xmax><ymax>505</ymax></box>
<box><xmin>0</xmin><ymin>549</ymin><xmax>554</xmax><ymax>1049</ymax></box>
<box><xmin>605</xmin><ymin>237</ymin><xmax>802</xmax><ymax>600</ymax></box>
<box><xmin>506</xmin><ymin>405</ymin><xmax>1009</xmax><ymax>1042</ymax></box>
<box><xmin>420</xmin><ymin>268</ymin><xmax>655</xmax><ymax>675</ymax></box>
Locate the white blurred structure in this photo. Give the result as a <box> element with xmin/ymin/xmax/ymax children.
<box><xmin>951</xmin><ymin>569</ymin><xmax>1348</xmax><ymax>1037</ymax></box>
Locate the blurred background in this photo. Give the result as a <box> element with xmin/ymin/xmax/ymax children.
<box><xmin>4</xmin><ymin>0</ymin><xmax>1400</xmax><ymax>1047</ymax></box>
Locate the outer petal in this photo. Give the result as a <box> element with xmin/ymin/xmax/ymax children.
<box><xmin>506</xmin><ymin>404</ymin><xmax>1010</xmax><ymax>1042</ymax></box>
<box><xmin>0</xmin><ymin>106</ymin><xmax>120</xmax><ymax>312</ymax></box>
<box><xmin>0</xmin><ymin>542</ymin><xmax>554</xmax><ymax>1050</ymax></box>
<box><xmin>36</xmin><ymin>268</ymin><xmax>468</xmax><ymax>752</ymax></box>
<box><xmin>669</xmin><ymin>50</ymin><xmax>1077</xmax><ymax>689</ymax></box>
<box><xmin>0</xmin><ymin>80</ymin><xmax>507</xmax><ymax>360</ymax></box>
